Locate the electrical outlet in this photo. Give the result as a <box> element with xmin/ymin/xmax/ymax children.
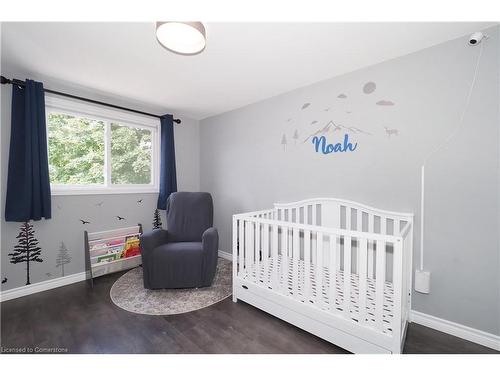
<box><xmin>415</xmin><ymin>270</ymin><xmax>431</xmax><ymax>294</ymax></box>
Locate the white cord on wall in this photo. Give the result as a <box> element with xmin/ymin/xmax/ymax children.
<box><xmin>419</xmin><ymin>39</ymin><xmax>485</xmax><ymax>272</ymax></box>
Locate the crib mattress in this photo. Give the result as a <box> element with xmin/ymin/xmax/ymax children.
<box><xmin>240</xmin><ymin>255</ymin><xmax>395</xmax><ymax>334</ymax></box>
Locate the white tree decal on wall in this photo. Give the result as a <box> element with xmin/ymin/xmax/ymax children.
<box><xmin>56</xmin><ymin>241</ymin><xmax>72</xmax><ymax>277</ymax></box>
<box><xmin>281</xmin><ymin>134</ymin><xmax>287</xmax><ymax>151</ymax></box>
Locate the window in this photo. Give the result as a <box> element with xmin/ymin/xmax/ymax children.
<box><xmin>46</xmin><ymin>96</ymin><xmax>159</xmax><ymax>195</ymax></box>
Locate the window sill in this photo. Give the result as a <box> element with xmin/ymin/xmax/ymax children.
<box><xmin>51</xmin><ymin>188</ymin><xmax>159</xmax><ymax>196</ymax></box>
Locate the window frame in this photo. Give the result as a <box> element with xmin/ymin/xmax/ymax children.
<box><xmin>45</xmin><ymin>95</ymin><xmax>160</xmax><ymax>196</ymax></box>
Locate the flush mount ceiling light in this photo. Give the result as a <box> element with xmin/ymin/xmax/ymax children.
<box><xmin>155</xmin><ymin>22</ymin><xmax>206</xmax><ymax>55</ymax></box>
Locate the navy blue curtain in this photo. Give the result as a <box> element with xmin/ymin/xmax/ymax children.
<box><xmin>156</xmin><ymin>114</ymin><xmax>177</xmax><ymax>210</ymax></box>
<box><xmin>5</xmin><ymin>80</ymin><xmax>52</xmax><ymax>221</ymax></box>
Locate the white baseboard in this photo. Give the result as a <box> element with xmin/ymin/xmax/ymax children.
<box><xmin>218</xmin><ymin>250</ymin><xmax>232</xmax><ymax>261</ymax></box>
<box><xmin>410</xmin><ymin>310</ymin><xmax>500</xmax><ymax>351</ymax></box>
<box><xmin>0</xmin><ymin>272</ymin><xmax>87</xmax><ymax>302</ymax></box>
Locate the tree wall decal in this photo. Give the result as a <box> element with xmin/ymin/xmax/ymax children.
<box><xmin>153</xmin><ymin>209</ymin><xmax>163</xmax><ymax>229</ymax></box>
<box><xmin>8</xmin><ymin>221</ymin><xmax>43</xmax><ymax>285</ymax></box>
<box><xmin>56</xmin><ymin>241</ymin><xmax>72</xmax><ymax>277</ymax></box>
<box><xmin>281</xmin><ymin>134</ymin><xmax>287</xmax><ymax>151</ymax></box>
<box><xmin>293</xmin><ymin>129</ymin><xmax>299</xmax><ymax>145</ymax></box>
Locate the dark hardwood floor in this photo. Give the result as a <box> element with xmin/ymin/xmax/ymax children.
<box><xmin>1</xmin><ymin>271</ymin><xmax>498</xmax><ymax>354</ymax></box>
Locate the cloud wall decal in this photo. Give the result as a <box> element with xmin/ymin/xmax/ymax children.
<box><xmin>376</xmin><ymin>100</ymin><xmax>395</xmax><ymax>106</ymax></box>
<box><xmin>363</xmin><ymin>81</ymin><xmax>377</xmax><ymax>94</ymax></box>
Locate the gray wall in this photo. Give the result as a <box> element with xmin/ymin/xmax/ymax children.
<box><xmin>200</xmin><ymin>26</ymin><xmax>500</xmax><ymax>335</ymax></box>
<box><xmin>0</xmin><ymin>60</ymin><xmax>200</xmax><ymax>291</ymax></box>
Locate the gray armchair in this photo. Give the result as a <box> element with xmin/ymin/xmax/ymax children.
<box><xmin>140</xmin><ymin>192</ymin><xmax>219</xmax><ymax>289</ymax></box>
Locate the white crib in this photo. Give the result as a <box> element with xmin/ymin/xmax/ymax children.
<box><xmin>232</xmin><ymin>198</ymin><xmax>413</xmax><ymax>353</ymax></box>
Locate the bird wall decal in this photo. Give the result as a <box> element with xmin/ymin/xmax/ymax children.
<box><xmin>80</xmin><ymin>219</ymin><xmax>91</xmax><ymax>224</ymax></box>
<box><xmin>116</xmin><ymin>216</ymin><xmax>126</xmax><ymax>221</ymax></box>
<box><xmin>2</xmin><ymin>277</ymin><xmax>7</xmax><ymax>284</ymax></box>
<box><xmin>384</xmin><ymin>127</ymin><xmax>399</xmax><ymax>137</ymax></box>
<box><xmin>137</xmin><ymin>199</ymin><xmax>143</xmax><ymax>203</ymax></box>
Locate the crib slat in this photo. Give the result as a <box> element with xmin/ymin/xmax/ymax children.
<box><xmin>246</xmin><ymin>221</ymin><xmax>254</xmax><ymax>281</ymax></box>
<box><xmin>368</xmin><ymin>215</ymin><xmax>374</xmax><ymax>278</ymax></box>
<box><xmin>316</xmin><ymin>232</ymin><xmax>324</xmax><ymax>306</ymax></box>
<box><xmin>281</xmin><ymin>225</ymin><xmax>289</xmax><ymax>293</ymax></box>
<box><xmin>329</xmin><ymin>234</ymin><xmax>337</xmax><ymax>312</ymax></box>
<box><xmin>336</xmin><ymin>236</ymin><xmax>341</xmax><ymax>271</ymax></box>
<box><xmin>263</xmin><ymin>223</ymin><xmax>269</xmax><ymax>278</ymax></box>
<box><xmin>251</xmin><ymin>221</ymin><xmax>255</xmax><ymax>274</ymax></box>
<box><xmin>312</xmin><ymin>205</ymin><xmax>317</xmax><ymax>265</ymax></box>
<box><xmin>375</xmin><ymin>239</ymin><xmax>386</xmax><ymax>330</ymax></box>
<box><xmin>343</xmin><ymin>235</ymin><xmax>352</xmax><ymax>317</ymax></box>
<box><xmin>392</xmin><ymin>239</ymin><xmax>403</xmax><ymax>338</ymax></box>
<box><xmin>255</xmin><ymin>222</ymin><xmax>260</xmax><ymax>281</ymax></box>
<box><xmin>304</xmin><ymin>230</ymin><xmax>311</xmax><ymax>303</ymax></box>
<box><xmin>304</xmin><ymin>205</ymin><xmax>309</xmax><ymax>225</ymax></box>
<box><xmin>239</xmin><ymin>220</ymin><xmax>245</xmax><ymax>276</ymax></box>
<box><xmin>392</xmin><ymin>218</ymin><xmax>400</xmax><ymax>294</ymax></box>
<box><xmin>272</xmin><ymin>224</ymin><xmax>279</xmax><ymax>289</ymax></box>
<box><xmin>358</xmin><ymin>238</ymin><xmax>368</xmax><ymax>325</ymax></box>
<box><xmin>287</xmin><ymin>210</ymin><xmax>293</xmax><ymax>265</ymax></box>
<box><xmin>346</xmin><ymin>207</ymin><xmax>351</xmax><ymax>230</ymax></box>
<box><xmin>292</xmin><ymin>227</ymin><xmax>300</xmax><ymax>298</ymax></box>
<box><xmin>356</xmin><ymin>210</ymin><xmax>363</xmax><ymax>275</ymax></box>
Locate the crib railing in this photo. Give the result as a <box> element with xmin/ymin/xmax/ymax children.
<box><xmin>233</xmin><ymin>205</ymin><xmax>412</xmax><ymax>342</ymax></box>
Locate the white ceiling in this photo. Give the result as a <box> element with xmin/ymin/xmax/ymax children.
<box><xmin>1</xmin><ymin>22</ymin><xmax>496</xmax><ymax>120</ymax></box>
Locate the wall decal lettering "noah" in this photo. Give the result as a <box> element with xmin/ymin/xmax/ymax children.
<box><xmin>312</xmin><ymin>134</ymin><xmax>358</xmax><ymax>154</ymax></box>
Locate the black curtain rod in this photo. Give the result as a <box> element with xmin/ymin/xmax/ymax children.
<box><xmin>0</xmin><ymin>75</ymin><xmax>181</xmax><ymax>124</ymax></box>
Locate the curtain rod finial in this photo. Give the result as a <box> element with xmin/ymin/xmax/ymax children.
<box><xmin>173</xmin><ymin>118</ymin><xmax>182</xmax><ymax>124</ymax></box>
<box><xmin>1</xmin><ymin>75</ymin><xmax>12</xmax><ymax>85</ymax></box>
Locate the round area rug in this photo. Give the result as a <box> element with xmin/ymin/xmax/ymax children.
<box><xmin>110</xmin><ymin>258</ymin><xmax>232</xmax><ymax>315</ymax></box>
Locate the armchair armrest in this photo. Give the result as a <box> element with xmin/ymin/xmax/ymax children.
<box><xmin>140</xmin><ymin>229</ymin><xmax>168</xmax><ymax>257</ymax></box>
<box><xmin>140</xmin><ymin>229</ymin><xmax>168</xmax><ymax>289</ymax></box>
<box><xmin>202</xmin><ymin>227</ymin><xmax>218</xmax><ymax>253</ymax></box>
<box><xmin>201</xmin><ymin>227</ymin><xmax>219</xmax><ymax>286</ymax></box>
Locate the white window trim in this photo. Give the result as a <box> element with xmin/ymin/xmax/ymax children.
<box><xmin>45</xmin><ymin>94</ymin><xmax>160</xmax><ymax>196</ymax></box>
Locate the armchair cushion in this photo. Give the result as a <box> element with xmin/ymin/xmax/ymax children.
<box><xmin>166</xmin><ymin>192</ymin><xmax>213</xmax><ymax>242</ymax></box>
<box><xmin>149</xmin><ymin>242</ymin><xmax>204</xmax><ymax>289</ymax></box>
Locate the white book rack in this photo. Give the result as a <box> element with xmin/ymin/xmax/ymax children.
<box><xmin>84</xmin><ymin>224</ymin><xmax>143</xmax><ymax>287</ymax></box>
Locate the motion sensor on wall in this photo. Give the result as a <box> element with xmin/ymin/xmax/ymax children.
<box><xmin>468</xmin><ymin>31</ymin><xmax>486</xmax><ymax>46</ymax></box>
